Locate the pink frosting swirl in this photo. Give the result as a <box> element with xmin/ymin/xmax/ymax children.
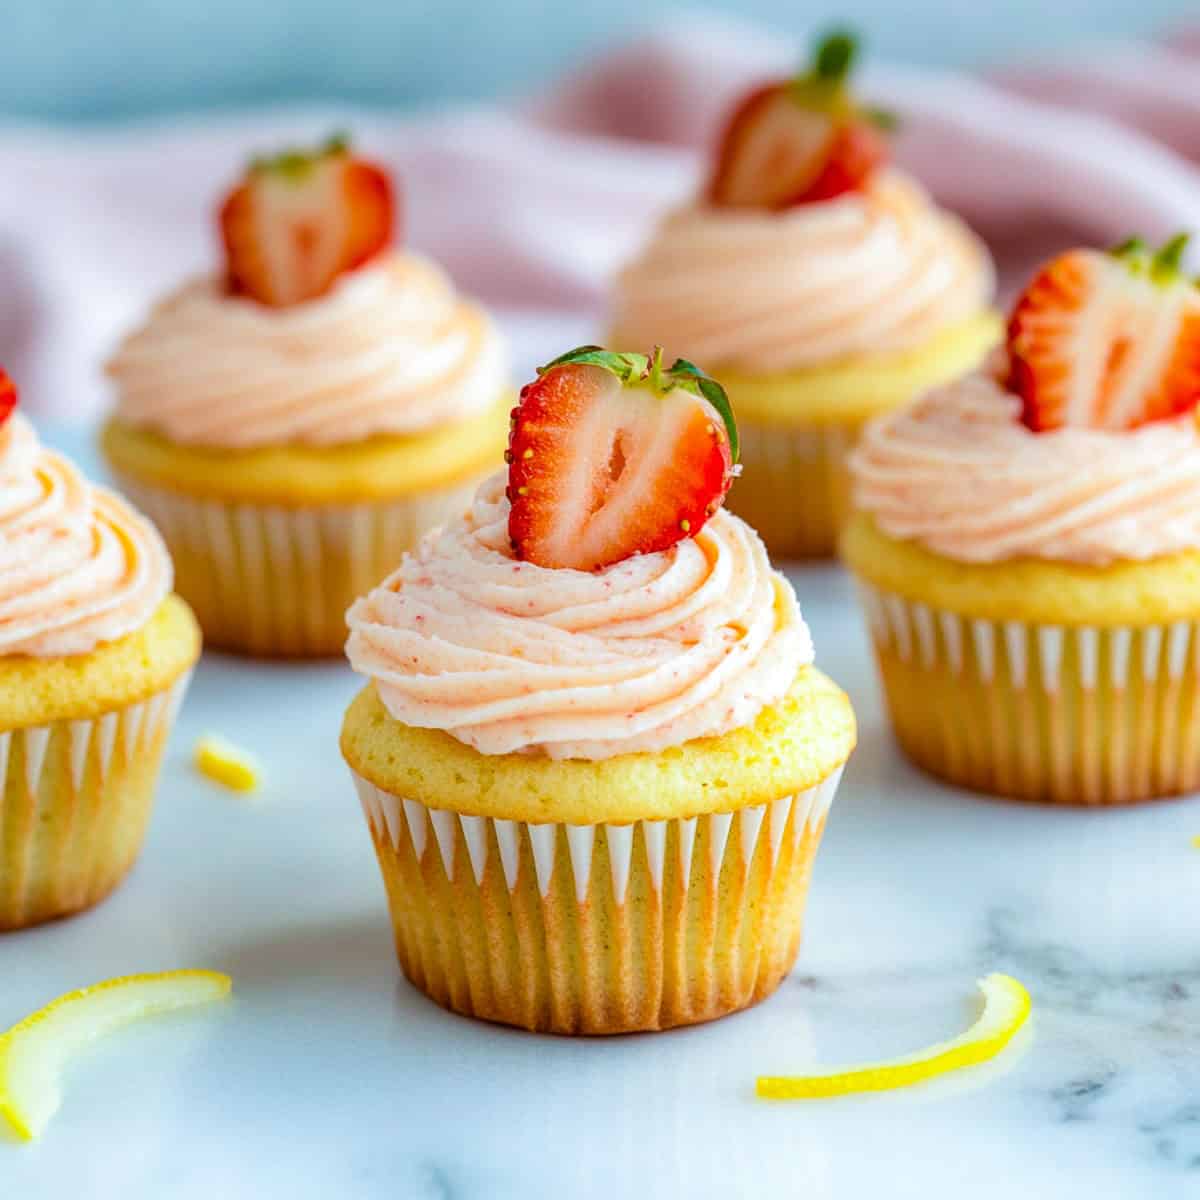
<box><xmin>107</xmin><ymin>252</ymin><xmax>508</xmax><ymax>449</ymax></box>
<box><xmin>611</xmin><ymin>171</ymin><xmax>993</xmax><ymax>372</ymax></box>
<box><xmin>851</xmin><ymin>370</ymin><xmax>1200</xmax><ymax>565</ymax></box>
<box><xmin>345</xmin><ymin>472</ymin><xmax>812</xmax><ymax>759</ymax></box>
<box><xmin>0</xmin><ymin>415</ymin><xmax>172</xmax><ymax>657</ymax></box>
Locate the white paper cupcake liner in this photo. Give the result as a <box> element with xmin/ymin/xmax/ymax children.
<box><xmin>1</xmin><ymin>670</ymin><xmax>192</xmax><ymax>929</ymax></box>
<box><xmin>350</xmin><ymin>766</ymin><xmax>844</xmax><ymax>1033</ymax></box>
<box><xmin>113</xmin><ymin>474</ymin><xmax>483</xmax><ymax>656</ymax></box>
<box><xmin>856</xmin><ymin>579</ymin><xmax>1200</xmax><ymax>804</ymax></box>
<box><xmin>728</xmin><ymin>419</ymin><xmax>859</xmax><ymax>559</ymax></box>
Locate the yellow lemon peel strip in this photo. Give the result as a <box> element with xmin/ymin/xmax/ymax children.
<box><xmin>757</xmin><ymin>973</ymin><xmax>1031</xmax><ymax>1100</ymax></box>
<box><xmin>1191</xmin><ymin>835</ymin><xmax>1200</xmax><ymax>849</ymax></box>
<box><xmin>0</xmin><ymin>970</ymin><xmax>232</xmax><ymax>1141</ymax></box>
<box><xmin>194</xmin><ymin>735</ymin><xmax>261</xmax><ymax>792</ymax></box>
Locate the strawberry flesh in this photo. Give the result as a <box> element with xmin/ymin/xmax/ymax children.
<box><xmin>507</xmin><ymin>363</ymin><xmax>734</xmax><ymax>571</ymax></box>
<box><xmin>220</xmin><ymin>139</ymin><xmax>395</xmax><ymax>308</ymax></box>
<box><xmin>1008</xmin><ymin>241</ymin><xmax>1200</xmax><ymax>432</ymax></box>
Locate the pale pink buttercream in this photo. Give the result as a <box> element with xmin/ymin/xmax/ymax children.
<box><xmin>107</xmin><ymin>252</ymin><xmax>508</xmax><ymax>449</ymax></box>
<box><xmin>851</xmin><ymin>370</ymin><xmax>1200</xmax><ymax>565</ymax></box>
<box><xmin>0</xmin><ymin>415</ymin><xmax>172</xmax><ymax>657</ymax></box>
<box><xmin>345</xmin><ymin>471</ymin><xmax>812</xmax><ymax>759</ymax></box>
<box><xmin>611</xmin><ymin>171</ymin><xmax>994</xmax><ymax>373</ymax></box>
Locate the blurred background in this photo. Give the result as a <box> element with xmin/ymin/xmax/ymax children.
<box><xmin>4</xmin><ymin>1</ymin><xmax>1200</xmax><ymax>425</ymax></box>
<box><xmin>3</xmin><ymin>0</ymin><xmax>1197</xmax><ymax>123</ymax></box>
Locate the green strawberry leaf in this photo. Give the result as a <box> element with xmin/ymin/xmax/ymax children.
<box><xmin>250</xmin><ymin>132</ymin><xmax>351</xmax><ymax>180</ymax></box>
<box><xmin>665</xmin><ymin>357</ymin><xmax>740</xmax><ymax>464</ymax></box>
<box><xmin>1109</xmin><ymin>236</ymin><xmax>1148</xmax><ymax>263</ymax></box>
<box><xmin>813</xmin><ymin>30</ymin><xmax>858</xmax><ymax>83</ymax></box>
<box><xmin>786</xmin><ymin>28</ymin><xmax>892</xmax><ymax>150</ymax></box>
<box><xmin>1152</xmin><ymin>232</ymin><xmax>1190</xmax><ymax>281</ymax></box>
<box><xmin>1110</xmin><ymin>233</ymin><xmax>1195</xmax><ymax>287</ymax></box>
<box><xmin>536</xmin><ymin>345</ymin><xmax>649</xmax><ymax>382</ymax></box>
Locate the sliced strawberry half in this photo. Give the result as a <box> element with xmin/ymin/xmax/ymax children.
<box><xmin>220</xmin><ymin>133</ymin><xmax>395</xmax><ymax>308</ymax></box>
<box><xmin>1008</xmin><ymin>234</ymin><xmax>1200</xmax><ymax>432</ymax></box>
<box><xmin>707</xmin><ymin>30</ymin><xmax>893</xmax><ymax>210</ymax></box>
<box><xmin>0</xmin><ymin>366</ymin><xmax>16</xmax><ymax>428</ymax></box>
<box><xmin>507</xmin><ymin>347</ymin><xmax>738</xmax><ymax>571</ymax></box>
<box><xmin>709</xmin><ymin>85</ymin><xmax>839</xmax><ymax>210</ymax></box>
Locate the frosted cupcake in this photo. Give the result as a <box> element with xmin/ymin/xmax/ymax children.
<box><xmin>103</xmin><ymin>136</ymin><xmax>510</xmax><ymax>657</ymax></box>
<box><xmin>342</xmin><ymin>346</ymin><xmax>855</xmax><ymax>1033</ymax></box>
<box><xmin>610</xmin><ymin>32</ymin><xmax>998</xmax><ymax>559</ymax></box>
<box><xmin>843</xmin><ymin>235</ymin><xmax>1200</xmax><ymax>805</ymax></box>
<box><xmin>0</xmin><ymin>371</ymin><xmax>200</xmax><ymax>928</ymax></box>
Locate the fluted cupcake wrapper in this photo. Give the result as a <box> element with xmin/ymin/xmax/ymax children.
<box><xmin>0</xmin><ymin>671</ymin><xmax>192</xmax><ymax>930</ymax></box>
<box><xmin>351</xmin><ymin>768</ymin><xmax>844</xmax><ymax>1034</ymax></box>
<box><xmin>113</xmin><ymin>474</ymin><xmax>485</xmax><ymax>657</ymax></box>
<box><xmin>727</xmin><ymin>419</ymin><xmax>863</xmax><ymax>560</ymax></box>
<box><xmin>856</xmin><ymin>580</ymin><xmax>1200</xmax><ymax>805</ymax></box>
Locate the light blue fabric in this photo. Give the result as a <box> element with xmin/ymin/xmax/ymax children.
<box><xmin>2</xmin><ymin>0</ymin><xmax>1192</xmax><ymax>123</ymax></box>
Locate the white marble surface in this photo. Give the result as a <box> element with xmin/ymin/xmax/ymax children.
<box><xmin>3</xmin><ymin>430</ymin><xmax>1200</xmax><ymax>1199</ymax></box>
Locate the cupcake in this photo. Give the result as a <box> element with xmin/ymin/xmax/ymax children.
<box><xmin>843</xmin><ymin>235</ymin><xmax>1200</xmax><ymax>806</ymax></box>
<box><xmin>103</xmin><ymin>135</ymin><xmax>511</xmax><ymax>657</ymax></box>
<box><xmin>341</xmin><ymin>346</ymin><xmax>856</xmax><ymax>1033</ymax></box>
<box><xmin>0</xmin><ymin>371</ymin><xmax>200</xmax><ymax>928</ymax></box>
<box><xmin>610</xmin><ymin>31</ymin><xmax>998</xmax><ymax>559</ymax></box>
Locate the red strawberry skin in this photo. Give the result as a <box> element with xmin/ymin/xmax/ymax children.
<box><xmin>0</xmin><ymin>367</ymin><xmax>16</xmax><ymax>427</ymax></box>
<box><xmin>220</xmin><ymin>146</ymin><xmax>395</xmax><ymax>308</ymax></box>
<box><xmin>789</xmin><ymin>120</ymin><xmax>888</xmax><ymax>205</ymax></box>
<box><xmin>507</xmin><ymin>363</ymin><xmax>734</xmax><ymax>572</ymax></box>
<box><xmin>1008</xmin><ymin>244</ymin><xmax>1200</xmax><ymax>432</ymax></box>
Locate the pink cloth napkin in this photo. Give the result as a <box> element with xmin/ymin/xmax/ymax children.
<box><xmin>3</xmin><ymin>13</ymin><xmax>1199</xmax><ymax>425</ymax></box>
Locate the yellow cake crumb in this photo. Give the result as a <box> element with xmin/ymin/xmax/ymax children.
<box><xmin>194</xmin><ymin>735</ymin><xmax>261</xmax><ymax>792</ymax></box>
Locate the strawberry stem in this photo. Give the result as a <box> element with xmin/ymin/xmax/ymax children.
<box><xmin>1152</xmin><ymin>233</ymin><xmax>1190</xmax><ymax>282</ymax></box>
<box><xmin>646</xmin><ymin>346</ymin><xmax>668</xmax><ymax>394</ymax></box>
<box><xmin>249</xmin><ymin>133</ymin><xmax>351</xmax><ymax>180</ymax></box>
<box><xmin>812</xmin><ymin>30</ymin><xmax>858</xmax><ymax>83</ymax></box>
<box><xmin>787</xmin><ymin>28</ymin><xmax>889</xmax><ymax>139</ymax></box>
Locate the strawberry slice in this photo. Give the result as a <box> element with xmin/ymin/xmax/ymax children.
<box><xmin>709</xmin><ymin>85</ymin><xmax>839</xmax><ymax>210</ymax></box>
<box><xmin>0</xmin><ymin>367</ymin><xmax>16</xmax><ymax>428</ymax></box>
<box><xmin>507</xmin><ymin>347</ymin><xmax>738</xmax><ymax>571</ymax></box>
<box><xmin>1008</xmin><ymin>235</ymin><xmax>1200</xmax><ymax>432</ymax></box>
<box><xmin>219</xmin><ymin>134</ymin><xmax>395</xmax><ymax>308</ymax></box>
<box><xmin>708</xmin><ymin>30</ymin><xmax>893</xmax><ymax>210</ymax></box>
